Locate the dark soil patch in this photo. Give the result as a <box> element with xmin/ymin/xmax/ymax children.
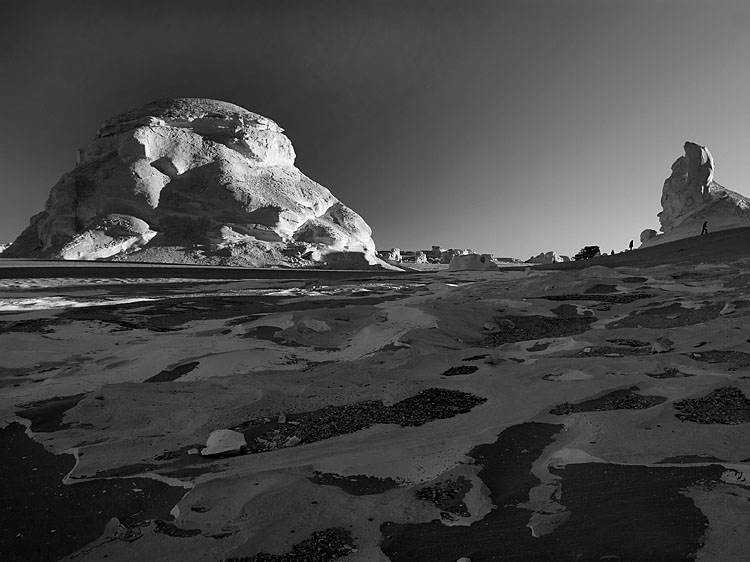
<box><xmin>550</xmin><ymin>387</ymin><xmax>666</xmax><ymax>415</ymax></box>
<box><xmin>535</xmin><ymin>293</ymin><xmax>652</xmax><ymax>304</ymax></box>
<box><xmin>688</xmin><ymin>350</ymin><xmax>750</xmax><ymax>368</ymax></box>
<box><xmin>153</xmin><ymin>519</ymin><xmax>201</xmax><ymax>537</ymax></box>
<box><xmin>241</xmin><ymin>325</ymin><xmax>301</xmax><ymax>347</ymax></box>
<box><xmin>15</xmin><ymin>393</ymin><xmax>87</xmax><ymax>432</ymax></box>
<box><xmin>380</xmin><ymin>421</ymin><xmax>722</xmax><ymax>562</ymax></box>
<box><xmin>220</xmin><ymin>527</ymin><xmax>355</xmax><ymax>562</ymax></box>
<box><xmin>0</xmin><ymin>318</ymin><xmax>61</xmax><ymax>334</ymax></box>
<box><xmin>143</xmin><ymin>361</ymin><xmax>200</xmax><ymax>383</ymax></box>
<box><xmin>584</xmin><ymin>284</ymin><xmax>618</xmax><ymax>294</ymax></box>
<box><xmin>381</xmin><ymin>422</ymin><xmax>562</xmax><ymax>561</ymax></box>
<box><xmin>440</xmin><ymin>365</ymin><xmax>479</xmax><ymax>377</ymax></box>
<box><xmin>549</xmin><ymin>304</ymin><xmax>588</xmax><ymax>318</ymax></box>
<box><xmin>674</xmin><ymin>386</ymin><xmax>750</xmax><ymax>424</ymax></box>
<box><xmin>645</xmin><ymin>367</ymin><xmax>694</xmax><ymax>379</ymax></box>
<box><xmin>0</xmin><ymin>423</ymin><xmax>186</xmax><ymax>562</ymax></box>
<box><xmin>238</xmin><ymin>388</ymin><xmax>486</xmax><ymax>453</ymax></box>
<box><xmin>481</xmin><ymin>315</ymin><xmax>596</xmax><ymax>346</ymax></box>
<box><xmin>657</xmin><ymin>454</ymin><xmax>725</xmax><ymax>464</ymax></box>
<box><xmin>60</xmin><ymin>294</ymin><xmax>403</xmax><ymax>332</ymax></box>
<box><xmin>570</xmin><ymin>346</ymin><xmax>651</xmax><ymax>358</ymax></box>
<box><xmin>416</xmin><ymin>476</ymin><xmax>472</xmax><ymax>518</ymax></box>
<box><xmin>526</xmin><ymin>342</ymin><xmax>550</xmax><ymax>352</ymax></box>
<box><xmin>609</xmin><ymin>303</ymin><xmax>723</xmax><ymax>329</ymax></box>
<box><xmin>621</xmin><ymin>276</ymin><xmax>648</xmax><ymax>283</ymax></box>
<box><xmin>308</xmin><ymin>471</ymin><xmax>401</xmax><ymax>495</ymax></box>
<box><xmin>461</xmin><ymin>355</ymin><xmax>489</xmax><ymax>362</ymax></box>
<box><xmin>605</xmin><ymin>338</ymin><xmax>649</xmax><ymax>347</ymax></box>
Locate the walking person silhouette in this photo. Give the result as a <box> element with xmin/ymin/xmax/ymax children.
<box><xmin>701</xmin><ymin>221</ymin><xmax>708</xmax><ymax>235</ymax></box>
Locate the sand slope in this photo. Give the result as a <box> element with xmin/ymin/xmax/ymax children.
<box><xmin>1</xmin><ymin>229</ymin><xmax>750</xmax><ymax>562</ymax></box>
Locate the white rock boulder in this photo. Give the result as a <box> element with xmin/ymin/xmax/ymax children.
<box><xmin>4</xmin><ymin>98</ymin><xmax>387</xmax><ymax>268</ymax></box>
<box><xmin>449</xmin><ymin>253</ymin><xmax>497</xmax><ymax>272</ymax></box>
<box><xmin>200</xmin><ymin>429</ymin><xmax>247</xmax><ymax>456</ymax></box>
<box><xmin>640</xmin><ymin>229</ymin><xmax>657</xmax><ymax>244</ymax></box>
<box><xmin>641</xmin><ymin>141</ymin><xmax>750</xmax><ymax>248</ymax></box>
<box><xmin>526</xmin><ymin>251</ymin><xmax>568</xmax><ymax>264</ymax></box>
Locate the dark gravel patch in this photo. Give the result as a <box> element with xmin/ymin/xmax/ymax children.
<box><xmin>416</xmin><ymin>476</ymin><xmax>472</xmax><ymax>518</ymax></box>
<box><xmin>534</xmin><ymin>293</ymin><xmax>652</xmax><ymax>304</ymax></box>
<box><xmin>674</xmin><ymin>386</ymin><xmax>750</xmax><ymax>424</ymax></box>
<box><xmin>15</xmin><ymin>393</ymin><xmax>87</xmax><ymax>432</ymax></box>
<box><xmin>153</xmin><ymin>519</ymin><xmax>201</xmax><ymax>537</ymax></box>
<box><xmin>0</xmin><ymin>318</ymin><xmax>61</xmax><ymax>334</ymax></box>
<box><xmin>481</xmin><ymin>315</ymin><xmax>596</xmax><ymax>346</ymax></box>
<box><xmin>570</xmin><ymin>346</ymin><xmax>651</xmax><ymax>358</ymax></box>
<box><xmin>606</xmin><ymin>338</ymin><xmax>649</xmax><ymax>347</ymax></box>
<box><xmin>308</xmin><ymin>471</ymin><xmax>401</xmax><ymax>495</ymax></box>
<box><xmin>221</xmin><ymin>527</ymin><xmax>355</xmax><ymax>562</ymax></box>
<box><xmin>143</xmin><ymin>361</ymin><xmax>200</xmax><ymax>383</ymax></box>
<box><xmin>380</xmin><ymin>421</ymin><xmax>722</xmax><ymax>562</ymax></box>
<box><xmin>608</xmin><ymin>303</ymin><xmax>724</xmax><ymax>329</ymax></box>
<box><xmin>238</xmin><ymin>388</ymin><xmax>486</xmax><ymax>453</ymax></box>
<box><xmin>550</xmin><ymin>387</ymin><xmax>666</xmax><ymax>415</ymax></box>
<box><xmin>657</xmin><ymin>455</ymin><xmax>725</xmax><ymax>464</ymax></box>
<box><xmin>440</xmin><ymin>365</ymin><xmax>479</xmax><ymax>377</ymax></box>
<box><xmin>687</xmin><ymin>350</ymin><xmax>750</xmax><ymax>368</ymax></box>
<box><xmin>461</xmin><ymin>355</ymin><xmax>490</xmax><ymax>362</ymax></box>
<box><xmin>645</xmin><ymin>368</ymin><xmax>694</xmax><ymax>379</ymax></box>
<box><xmin>549</xmin><ymin>304</ymin><xmax>590</xmax><ymax>318</ymax></box>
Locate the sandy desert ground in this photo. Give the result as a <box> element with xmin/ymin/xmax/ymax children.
<box><xmin>2</xmin><ymin>229</ymin><xmax>750</xmax><ymax>562</ymax></box>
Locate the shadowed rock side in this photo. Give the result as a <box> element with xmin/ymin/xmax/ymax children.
<box><xmin>640</xmin><ymin>141</ymin><xmax>750</xmax><ymax>248</ymax></box>
<box><xmin>3</xmin><ymin>98</ymin><xmax>388</xmax><ymax>269</ymax></box>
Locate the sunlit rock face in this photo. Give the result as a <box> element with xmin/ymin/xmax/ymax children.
<box><xmin>4</xmin><ymin>98</ymin><xmax>383</xmax><ymax>267</ymax></box>
<box><xmin>525</xmin><ymin>251</ymin><xmax>569</xmax><ymax>264</ymax></box>
<box><xmin>448</xmin><ymin>253</ymin><xmax>497</xmax><ymax>271</ymax></box>
<box><xmin>641</xmin><ymin>141</ymin><xmax>750</xmax><ymax>248</ymax></box>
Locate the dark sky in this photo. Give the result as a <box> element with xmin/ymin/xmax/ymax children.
<box><xmin>2</xmin><ymin>0</ymin><xmax>750</xmax><ymax>258</ymax></box>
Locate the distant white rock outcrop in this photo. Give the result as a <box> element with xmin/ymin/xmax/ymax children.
<box><xmin>4</xmin><ymin>98</ymin><xmax>386</xmax><ymax>268</ymax></box>
<box><xmin>449</xmin><ymin>253</ymin><xmax>497</xmax><ymax>271</ymax></box>
<box><xmin>525</xmin><ymin>251</ymin><xmax>570</xmax><ymax>264</ymax></box>
<box><xmin>641</xmin><ymin>141</ymin><xmax>750</xmax><ymax>248</ymax></box>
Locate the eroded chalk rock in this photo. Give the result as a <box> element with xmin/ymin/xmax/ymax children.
<box><xmin>526</xmin><ymin>251</ymin><xmax>568</xmax><ymax>264</ymax></box>
<box><xmin>4</xmin><ymin>98</ymin><xmax>389</xmax><ymax>268</ymax></box>
<box><xmin>200</xmin><ymin>429</ymin><xmax>247</xmax><ymax>456</ymax></box>
<box><xmin>641</xmin><ymin>141</ymin><xmax>750</xmax><ymax>248</ymax></box>
<box><xmin>449</xmin><ymin>254</ymin><xmax>497</xmax><ymax>272</ymax></box>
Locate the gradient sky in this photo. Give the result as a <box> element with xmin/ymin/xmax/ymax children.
<box><xmin>2</xmin><ymin>0</ymin><xmax>749</xmax><ymax>259</ymax></box>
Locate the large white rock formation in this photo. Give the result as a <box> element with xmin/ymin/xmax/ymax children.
<box><xmin>448</xmin><ymin>254</ymin><xmax>497</xmax><ymax>272</ymax></box>
<box><xmin>525</xmin><ymin>251</ymin><xmax>570</xmax><ymax>264</ymax></box>
<box><xmin>4</xmin><ymin>98</ymin><xmax>386</xmax><ymax>268</ymax></box>
<box><xmin>641</xmin><ymin>141</ymin><xmax>750</xmax><ymax>248</ymax></box>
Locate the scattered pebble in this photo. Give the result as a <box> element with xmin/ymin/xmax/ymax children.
<box><xmin>220</xmin><ymin>527</ymin><xmax>354</xmax><ymax>562</ymax></box>
<box><xmin>550</xmin><ymin>388</ymin><xmax>665</xmax><ymax>415</ymax></box>
<box><xmin>416</xmin><ymin>476</ymin><xmax>472</xmax><ymax>517</ymax></box>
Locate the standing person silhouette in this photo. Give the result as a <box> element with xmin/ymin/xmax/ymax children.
<box><xmin>629</xmin><ymin>240</ymin><xmax>634</xmax><ymax>251</ymax></box>
<box><xmin>701</xmin><ymin>221</ymin><xmax>708</xmax><ymax>235</ymax></box>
